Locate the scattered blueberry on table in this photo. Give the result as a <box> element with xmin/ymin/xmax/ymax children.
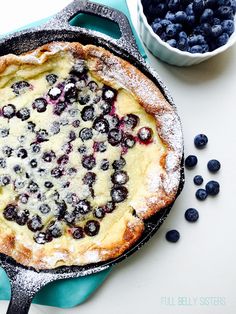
<box><xmin>185</xmin><ymin>208</ymin><xmax>199</xmax><ymax>222</ymax></box>
<box><xmin>185</xmin><ymin>154</ymin><xmax>198</xmax><ymax>168</ymax></box>
<box><xmin>196</xmin><ymin>188</ymin><xmax>208</xmax><ymax>200</ymax></box>
<box><xmin>142</xmin><ymin>0</ymin><xmax>236</xmax><ymax>53</ymax></box>
<box><xmin>194</xmin><ymin>133</ymin><xmax>208</xmax><ymax>148</ymax></box>
<box><xmin>193</xmin><ymin>175</ymin><xmax>203</xmax><ymax>185</ymax></box>
<box><xmin>205</xmin><ymin>180</ymin><xmax>220</xmax><ymax>195</ymax></box>
<box><xmin>207</xmin><ymin>159</ymin><xmax>221</xmax><ymax>172</ymax></box>
<box><xmin>166</xmin><ymin>229</ymin><xmax>180</xmax><ymax>243</ymax></box>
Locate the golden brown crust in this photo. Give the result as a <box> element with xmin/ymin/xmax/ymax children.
<box><xmin>0</xmin><ymin>42</ymin><xmax>183</xmax><ymax>269</ymax></box>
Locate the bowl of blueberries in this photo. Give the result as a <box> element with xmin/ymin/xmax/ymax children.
<box><xmin>138</xmin><ymin>0</ymin><xmax>236</xmax><ymax>66</ymax></box>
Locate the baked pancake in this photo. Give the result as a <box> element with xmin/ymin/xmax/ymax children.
<box><xmin>0</xmin><ymin>42</ymin><xmax>183</xmax><ymax>269</ymax></box>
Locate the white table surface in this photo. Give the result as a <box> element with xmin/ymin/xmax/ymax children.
<box><xmin>0</xmin><ymin>1</ymin><xmax>235</xmax><ymax>313</ymax></box>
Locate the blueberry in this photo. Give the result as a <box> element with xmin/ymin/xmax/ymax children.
<box><xmin>186</xmin><ymin>3</ymin><xmax>194</xmax><ymax>15</ymax></box>
<box><xmin>27</xmin><ymin>181</ymin><xmax>39</xmax><ymax>193</ymax></box>
<box><xmin>152</xmin><ymin>21</ymin><xmax>163</xmax><ymax>35</ymax></box>
<box><xmin>108</xmin><ymin>128</ymin><xmax>123</xmax><ymax>146</ymax></box>
<box><xmin>30</xmin><ymin>159</ymin><xmax>37</xmax><ymax>168</ymax></box>
<box><xmin>207</xmin><ymin>159</ymin><xmax>221</xmax><ymax>172</ymax></box>
<box><xmin>42</xmin><ymin>150</ymin><xmax>56</xmax><ymax>162</ymax></box>
<box><xmin>16</xmin><ymin>108</ymin><xmax>30</xmax><ymax>121</ymax></box>
<box><xmin>81</xmin><ymin>105</ymin><xmax>95</xmax><ymax>121</ymax></box>
<box><xmin>202</xmin><ymin>44</ymin><xmax>210</xmax><ymax>52</ymax></box>
<box><xmin>2</xmin><ymin>145</ymin><xmax>13</xmax><ymax>157</ymax></box>
<box><xmin>100</xmin><ymin>102</ymin><xmax>112</xmax><ymax>115</ymax></box>
<box><xmin>57</xmin><ymin>154</ymin><xmax>69</xmax><ymax>165</ymax></box>
<box><xmin>166</xmin><ymin>24</ymin><xmax>179</xmax><ymax>37</ymax></box>
<box><xmin>93</xmin><ymin>117</ymin><xmax>109</xmax><ymax>133</ymax></box>
<box><xmin>72</xmin><ymin>119</ymin><xmax>80</xmax><ymax>128</ymax></box>
<box><xmin>168</xmin><ymin>0</ymin><xmax>181</xmax><ymax>12</ymax></box>
<box><xmin>138</xmin><ymin>127</ymin><xmax>153</xmax><ymax>143</ymax></box>
<box><xmin>88</xmin><ymin>80</ymin><xmax>98</xmax><ymax>91</ymax></box>
<box><xmin>3</xmin><ymin>204</ymin><xmax>18</xmax><ymax>221</ymax></box>
<box><xmin>221</xmin><ymin>19</ymin><xmax>235</xmax><ymax>35</ymax></box>
<box><xmin>104</xmin><ymin>201</ymin><xmax>116</xmax><ymax>213</ymax></box>
<box><xmin>70</xmin><ymin>60</ymin><xmax>87</xmax><ymax>76</ymax></box>
<box><xmin>160</xmin><ymin>19</ymin><xmax>172</xmax><ymax>27</ymax></box>
<box><xmin>167</xmin><ymin>38</ymin><xmax>177</xmax><ymax>47</ymax></box>
<box><xmin>53</xmin><ymin>101</ymin><xmax>67</xmax><ymax>116</ymax></box>
<box><xmin>94</xmin><ymin>142</ymin><xmax>107</xmax><ymax>153</ymax></box>
<box><xmin>109</xmin><ymin>115</ymin><xmax>120</xmax><ymax>128</ymax></box>
<box><xmin>205</xmin><ymin>180</ymin><xmax>220</xmax><ymax>195</ymax></box>
<box><xmin>165</xmin><ymin>230</ymin><xmax>180</xmax><ymax>243</ymax></box>
<box><xmin>34</xmin><ymin>232</ymin><xmax>52</xmax><ymax>244</ymax></box>
<box><xmin>16</xmin><ymin>209</ymin><xmax>29</xmax><ymax>226</ymax></box>
<box><xmin>0</xmin><ymin>128</ymin><xmax>9</xmax><ymax>138</ymax></box>
<box><xmin>44</xmin><ymin>181</ymin><xmax>54</xmax><ymax>188</ymax></box>
<box><xmin>36</xmin><ymin>129</ymin><xmax>49</xmax><ymax>143</ymax></box>
<box><xmin>211</xmin><ymin>24</ymin><xmax>223</xmax><ymax>37</ymax></box>
<box><xmin>175</xmin><ymin>11</ymin><xmax>188</xmax><ymax>23</ymax></box>
<box><xmin>17</xmin><ymin>148</ymin><xmax>28</xmax><ymax>159</ymax></box>
<box><xmin>0</xmin><ymin>158</ymin><xmax>6</xmax><ymax>168</ymax></box>
<box><xmin>82</xmin><ymin>155</ymin><xmax>96</xmax><ymax>170</ymax></box>
<box><xmin>123</xmin><ymin>134</ymin><xmax>136</xmax><ymax>148</ymax></box>
<box><xmin>201</xmin><ymin>23</ymin><xmax>212</xmax><ymax>36</ymax></box>
<box><xmin>55</xmin><ymin>201</ymin><xmax>67</xmax><ymax>220</ymax></box>
<box><xmin>69</xmin><ymin>131</ymin><xmax>76</xmax><ymax>141</ymax></box>
<box><xmin>165</xmin><ymin>11</ymin><xmax>176</xmax><ymax>22</ymax></box>
<box><xmin>51</xmin><ymin>167</ymin><xmax>63</xmax><ymax>178</ymax></box>
<box><xmin>27</xmin><ymin>121</ymin><xmax>36</xmax><ymax>132</ymax></box>
<box><xmin>188</xmin><ymin>34</ymin><xmax>206</xmax><ymax>46</ymax></box>
<box><xmin>205</xmin><ymin>0</ymin><xmax>218</xmax><ymax>9</ymax></box>
<box><xmin>72</xmin><ymin>227</ymin><xmax>85</xmax><ymax>239</ymax></box>
<box><xmin>78</xmin><ymin>145</ymin><xmax>87</xmax><ymax>154</ymax></box>
<box><xmin>111</xmin><ymin>186</ymin><xmax>128</xmax><ymax>203</ymax></box>
<box><xmin>112</xmin><ymin>157</ymin><xmax>126</xmax><ymax>170</ymax></box>
<box><xmin>194</xmin><ymin>134</ymin><xmax>208</xmax><ymax>148</ymax></box>
<box><xmin>31</xmin><ymin>143</ymin><xmax>41</xmax><ymax>153</ymax></box>
<box><xmin>11</xmin><ymin>81</ymin><xmax>30</xmax><ymax>95</ymax></box>
<box><xmin>100</xmin><ymin>159</ymin><xmax>109</xmax><ymax>171</ymax></box>
<box><xmin>102</xmin><ymin>86</ymin><xmax>116</xmax><ymax>103</ymax></box>
<box><xmin>0</xmin><ymin>175</ymin><xmax>11</xmax><ymax>186</ymax></box>
<box><xmin>193</xmin><ymin>175</ymin><xmax>204</xmax><ymax>185</ymax></box>
<box><xmin>185</xmin><ymin>208</ymin><xmax>199</xmax><ymax>222</ymax></box>
<box><xmin>84</xmin><ymin>220</ymin><xmax>100</xmax><ymax>236</ymax></box>
<box><xmin>216</xmin><ymin>33</ymin><xmax>229</xmax><ymax>47</ymax></box>
<box><xmin>187</xmin><ymin>15</ymin><xmax>196</xmax><ymax>28</ymax></box>
<box><xmin>13</xmin><ymin>164</ymin><xmax>22</xmax><ymax>174</ymax></box>
<box><xmin>185</xmin><ymin>155</ymin><xmax>198</xmax><ymax>168</ymax></box>
<box><xmin>83</xmin><ymin>172</ymin><xmax>96</xmax><ymax>186</ymax></box>
<box><xmin>64</xmin><ymin>83</ymin><xmax>78</xmax><ymax>103</ymax></box>
<box><xmin>112</xmin><ymin>170</ymin><xmax>129</xmax><ymax>185</ymax></box>
<box><xmin>177</xmin><ymin>37</ymin><xmax>188</xmax><ymax>50</ymax></box>
<box><xmin>200</xmin><ymin>8</ymin><xmax>214</xmax><ymax>23</ymax></box>
<box><xmin>46</xmin><ymin>74</ymin><xmax>58</xmax><ymax>85</ymax></box>
<box><xmin>190</xmin><ymin>45</ymin><xmax>204</xmax><ymax>53</ymax></box>
<box><xmin>32</xmin><ymin>98</ymin><xmax>47</xmax><ymax>113</ymax></box>
<box><xmin>123</xmin><ymin>114</ymin><xmax>139</xmax><ymax>129</ymax></box>
<box><xmin>94</xmin><ymin>207</ymin><xmax>106</xmax><ymax>219</ymax></box>
<box><xmin>195</xmin><ymin>188</ymin><xmax>208</xmax><ymax>200</ymax></box>
<box><xmin>48</xmin><ymin>87</ymin><xmax>62</xmax><ymax>100</ymax></box>
<box><xmin>74</xmin><ymin>200</ymin><xmax>91</xmax><ymax>215</ymax></box>
<box><xmin>217</xmin><ymin>5</ymin><xmax>234</xmax><ymax>19</ymax></box>
<box><xmin>39</xmin><ymin>204</ymin><xmax>51</xmax><ymax>214</ymax></box>
<box><xmin>27</xmin><ymin>215</ymin><xmax>43</xmax><ymax>232</ymax></box>
<box><xmin>192</xmin><ymin>0</ymin><xmax>205</xmax><ymax>15</ymax></box>
<box><xmin>2</xmin><ymin>104</ymin><xmax>16</xmax><ymax>119</ymax></box>
<box><xmin>47</xmin><ymin>221</ymin><xmax>62</xmax><ymax>238</ymax></box>
<box><xmin>19</xmin><ymin>193</ymin><xmax>29</xmax><ymax>204</ymax></box>
<box><xmin>160</xmin><ymin>32</ymin><xmax>168</xmax><ymax>41</ymax></box>
<box><xmin>78</xmin><ymin>94</ymin><xmax>90</xmax><ymax>105</ymax></box>
<box><xmin>79</xmin><ymin>128</ymin><xmax>93</xmax><ymax>141</ymax></box>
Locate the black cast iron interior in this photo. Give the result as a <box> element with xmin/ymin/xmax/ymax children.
<box><xmin>0</xmin><ymin>1</ymin><xmax>184</xmax><ymax>313</ymax></box>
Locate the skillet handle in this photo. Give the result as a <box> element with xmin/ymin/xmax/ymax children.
<box><xmin>44</xmin><ymin>0</ymin><xmax>141</xmax><ymax>57</ymax></box>
<box><xmin>1</xmin><ymin>260</ymin><xmax>54</xmax><ymax>314</ymax></box>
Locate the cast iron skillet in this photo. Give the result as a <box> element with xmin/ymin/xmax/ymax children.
<box><xmin>0</xmin><ymin>1</ymin><xmax>184</xmax><ymax>313</ymax></box>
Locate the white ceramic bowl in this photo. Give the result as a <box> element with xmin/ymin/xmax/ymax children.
<box><xmin>138</xmin><ymin>0</ymin><xmax>236</xmax><ymax>66</ymax></box>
